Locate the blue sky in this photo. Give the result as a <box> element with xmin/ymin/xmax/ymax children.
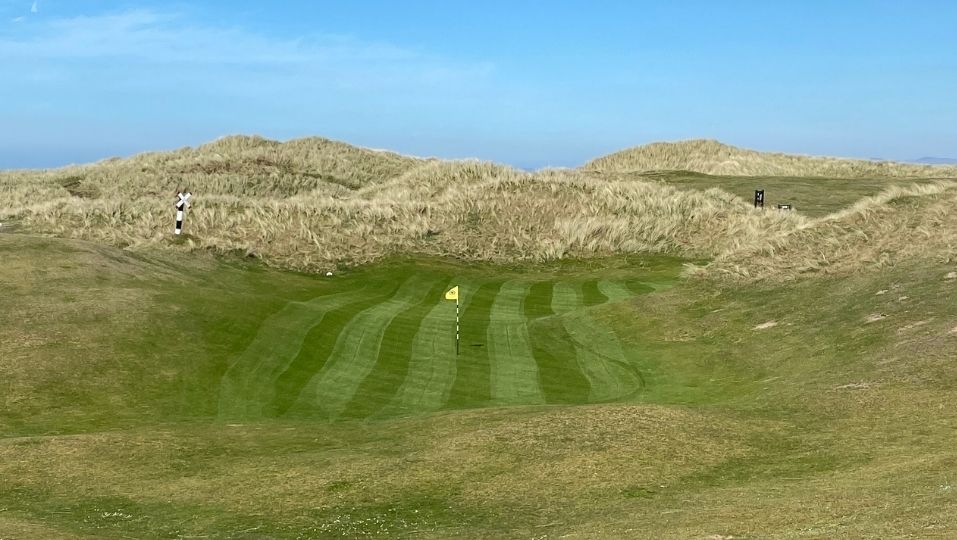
<box><xmin>1</xmin><ymin>1</ymin><xmax>955</xmax><ymax>169</ymax></box>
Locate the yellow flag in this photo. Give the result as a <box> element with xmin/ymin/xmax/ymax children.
<box><xmin>444</xmin><ymin>286</ymin><xmax>459</xmax><ymax>301</ymax></box>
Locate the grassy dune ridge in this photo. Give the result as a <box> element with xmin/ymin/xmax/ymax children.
<box><xmin>587</xmin><ymin>138</ymin><xmax>957</xmax><ymax>178</ymax></box>
<box><xmin>0</xmin><ymin>158</ymin><xmax>804</xmax><ymax>270</ymax></box>
<box><xmin>4</xmin><ymin>135</ymin><xmax>957</xmax><ymax>281</ymax></box>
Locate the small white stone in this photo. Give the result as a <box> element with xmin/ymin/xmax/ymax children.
<box><xmin>326</xmin><ymin>271</ymin><xmax>333</xmax><ymax>277</ymax></box>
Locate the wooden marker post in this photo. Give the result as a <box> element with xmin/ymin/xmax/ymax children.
<box><xmin>175</xmin><ymin>191</ymin><xmax>192</xmax><ymax>235</ymax></box>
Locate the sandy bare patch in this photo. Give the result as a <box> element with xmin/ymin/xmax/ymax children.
<box><xmin>865</xmin><ymin>313</ymin><xmax>887</xmax><ymax>323</ymax></box>
<box><xmin>835</xmin><ymin>382</ymin><xmax>874</xmax><ymax>390</ymax></box>
<box><xmin>897</xmin><ymin>319</ymin><xmax>931</xmax><ymax>334</ymax></box>
<box><xmin>753</xmin><ymin>321</ymin><xmax>778</xmax><ymax>330</ymax></box>
<box><xmin>945</xmin><ymin>271</ymin><xmax>957</xmax><ymax>280</ymax></box>
<box><xmin>875</xmin><ymin>289</ymin><xmax>888</xmax><ymax>295</ymax></box>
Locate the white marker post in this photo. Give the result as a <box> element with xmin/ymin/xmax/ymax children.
<box><xmin>174</xmin><ymin>191</ymin><xmax>192</xmax><ymax>235</ymax></box>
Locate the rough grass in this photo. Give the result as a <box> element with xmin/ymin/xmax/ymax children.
<box><xmin>0</xmin><ymin>161</ymin><xmax>804</xmax><ymax>272</ymax></box>
<box><xmin>626</xmin><ymin>170</ymin><xmax>944</xmax><ymax>218</ymax></box>
<box><xmin>707</xmin><ymin>181</ymin><xmax>957</xmax><ymax>280</ymax></box>
<box><xmin>587</xmin><ymin>138</ymin><xmax>957</xmax><ymax>178</ymax></box>
<box><xmin>3</xmin><ymin>234</ymin><xmax>956</xmax><ymax>538</ymax></box>
<box><xmin>5</xmin><ymin>134</ymin><xmax>957</xmax><ymax>284</ymax></box>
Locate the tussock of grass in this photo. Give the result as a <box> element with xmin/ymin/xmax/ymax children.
<box><xmin>587</xmin><ymin>139</ymin><xmax>957</xmax><ymax>178</ymax></box>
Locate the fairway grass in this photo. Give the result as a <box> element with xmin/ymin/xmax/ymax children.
<box><xmin>3</xmin><ymin>234</ymin><xmax>957</xmax><ymax>538</ymax></box>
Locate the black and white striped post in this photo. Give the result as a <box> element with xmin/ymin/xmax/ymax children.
<box><xmin>445</xmin><ymin>286</ymin><xmax>460</xmax><ymax>355</ymax></box>
<box><xmin>174</xmin><ymin>191</ymin><xmax>192</xmax><ymax>235</ymax></box>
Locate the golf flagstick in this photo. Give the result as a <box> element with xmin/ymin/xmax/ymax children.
<box><xmin>445</xmin><ymin>286</ymin><xmax>460</xmax><ymax>355</ymax></box>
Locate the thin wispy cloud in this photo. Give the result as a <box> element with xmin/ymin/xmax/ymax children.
<box><xmin>30</xmin><ymin>0</ymin><xmax>37</xmax><ymax>14</ymax></box>
<box><xmin>0</xmin><ymin>8</ymin><xmax>494</xmax><ymax>93</ymax></box>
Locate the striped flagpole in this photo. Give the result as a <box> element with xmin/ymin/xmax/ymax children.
<box><xmin>445</xmin><ymin>286</ymin><xmax>460</xmax><ymax>355</ymax></box>
<box><xmin>174</xmin><ymin>191</ymin><xmax>191</xmax><ymax>235</ymax></box>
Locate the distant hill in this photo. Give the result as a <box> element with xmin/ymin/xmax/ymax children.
<box><xmin>585</xmin><ymin>139</ymin><xmax>957</xmax><ymax>178</ymax></box>
<box><xmin>912</xmin><ymin>157</ymin><xmax>957</xmax><ymax>165</ymax></box>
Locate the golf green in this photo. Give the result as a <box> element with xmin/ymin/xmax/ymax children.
<box><xmin>216</xmin><ymin>258</ymin><xmax>683</xmax><ymax>421</ymax></box>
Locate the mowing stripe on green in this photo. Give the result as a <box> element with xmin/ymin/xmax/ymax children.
<box><xmin>554</xmin><ymin>282</ymin><xmax>640</xmax><ymax>402</ymax></box>
<box><xmin>291</xmin><ymin>275</ymin><xmax>436</xmax><ymax>419</ymax></box>
<box><xmin>524</xmin><ymin>281</ymin><xmax>555</xmax><ymax>320</ymax></box>
<box><xmin>444</xmin><ymin>281</ymin><xmax>503</xmax><ymax>409</ymax></box>
<box><xmin>563</xmin><ymin>311</ymin><xmax>642</xmax><ymax>402</ymax></box>
<box><xmin>551</xmin><ymin>281</ymin><xmax>582</xmax><ymax>314</ymax></box>
<box><xmin>383</xmin><ymin>280</ymin><xmax>474</xmax><ymax>415</ymax></box>
<box><xmin>581</xmin><ymin>280</ymin><xmax>609</xmax><ymax>307</ymax></box>
<box><xmin>217</xmin><ymin>287</ymin><xmax>371</xmax><ymax>420</ymax></box>
<box><xmin>267</xmin><ymin>281</ymin><xmax>402</xmax><ymax>417</ymax></box>
<box><xmin>486</xmin><ymin>281</ymin><xmax>544</xmax><ymax>405</ymax></box>
<box><xmin>598</xmin><ymin>280</ymin><xmax>636</xmax><ymax>302</ymax></box>
<box><xmin>529</xmin><ymin>282</ymin><xmax>591</xmax><ymax>404</ymax></box>
<box><xmin>340</xmin><ymin>278</ymin><xmax>451</xmax><ymax>419</ymax></box>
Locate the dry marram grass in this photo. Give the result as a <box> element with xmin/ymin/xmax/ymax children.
<box><xmin>708</xmin><ymin>182</ymin><xmax>957</xmax><ymax>280</ymax></box>
<box><xmin>3</xmin><ymin>135</ymin><xmax>956</xmax><ymax>277</ymax></box>
<box><xmin>587</xmin><ymin>139</ymin><xmax>957</xmax><ymax>178</ymax></box>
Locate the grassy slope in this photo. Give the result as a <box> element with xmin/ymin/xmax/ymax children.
<box><xmin>2</xmin><ymin>233</ymin><xmax>956</xmax><ymax>538</ymax></box>
<box><xmin>585</xmin><ymin>139</ymin><xmax>957</xmax><ymax>178</ymax></box>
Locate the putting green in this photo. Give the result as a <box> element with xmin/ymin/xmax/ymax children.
<box><xmin>216</xmin><ymin>259</ymin><xmax>680</xmax><ymax>421</ymax></box>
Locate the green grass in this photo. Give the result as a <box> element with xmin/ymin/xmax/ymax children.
<box><xmin>2</xmin><ymin>234</ymin><xmax>957</xmax><ymax>538</ymax></box>
<box><xmin>212</xmin><ymin>259</ymin><xmax>671</xmax><ymax>421</ymax></box>
<box><xmin>341</xmin><ymin>279</ymin><xmax>452</xmax><ymax>419</ymax></box>
<box><xmin>487</xmin><ymin>281</ymin><xmax>543</xmax><ymax>405</ymax></box>
<box><xmin>445</xmin><ymin>281</ymin><xmax>503</xmax><ymax>409</ymax></box>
